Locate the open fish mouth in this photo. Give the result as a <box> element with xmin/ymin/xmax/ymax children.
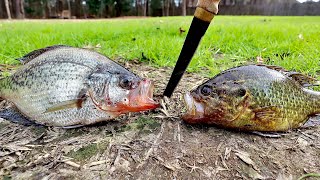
<box><xmin>182</xmin><ymin>92</ymin><xmax>205</xmax><ymax>123</ymax></box>
<box><xmin>125</xmin><ymin>79</ymin><xmax>159</xmax><ymax>112</ymax></box>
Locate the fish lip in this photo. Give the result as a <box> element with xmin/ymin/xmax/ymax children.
<box><xmin>125</xmin><ymin>79</ymin><xmax>159</xmax><ymax>112</ymax></box>
<box><xmin>182</xmin><ymin>92</ymin><xmax>205</xmax><ymax>122</ymax></box>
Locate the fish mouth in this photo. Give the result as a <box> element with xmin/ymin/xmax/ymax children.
<box><xmin>124</xmin><ymin>79</ymin><xmax>159</xmax><ymax>112</ymax></box>
<box><xmin>182</xmin><ymin>92</ymin><xmax>206</xmax><ymax>123</ymax></box>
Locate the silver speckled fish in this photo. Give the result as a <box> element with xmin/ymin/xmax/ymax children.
<box><xmin>0</xmin><ymin>45</ymin><xmax>158</xmax><ymax>127</ymax></box>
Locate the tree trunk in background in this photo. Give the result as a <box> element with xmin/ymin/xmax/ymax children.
<box><xmin>67</xmin><ymin>0</ymin><xmax>71</xmax><ymax>17</ymax></box>
<box><xmin>99</xmin><ymin>0</ymin><xmax>104</xmax><ymax>17</ymax></box>
<box><xmin>135</xmin><ymin>0</ymin><xmax>138</xmax><ymax>16</ymax></box>
<box><xmin>74</xmin><ymin>0</ymin><xmax>82</xmax><ymax>18</ymax></box>
<box><xmin>42</xmin><ymin>0</ymin><xmax>46</xmax><ymax>18</ymax></box>
<box><xmin>163</xmin><ymin>0</ymin><xmax>170</xmax><ymax>16</ymax></box>
<box><xmin>143</xmin><ymin>0</ymin><xmax>148</xmax><ymax>16</ymax></box>
<box><xmin>14</xmin><ymin>0</ymin><xmax>24</xmax><ymax>19</ymax></box>
<box><xmin>4</xmin><ymin>0</ymin><xmax>11</xmax><ymax>19</ymax></box>
<box><xmin>166</xmin><ymin>0</ymin><xmax>170</xmax><ymax>16</ymax></box>
<box><xmin>115</xmin><ymin>0</ymin><xmax>122</xmax><ymax>17</ymax></box>
<box><xmin>171</xmin><ymin>0</ymin><xmax>174</xmax><ymax>16</ymax></box>
<box><xmin>46</xmin><ymin>0</ymin><xmax>51</xmax><ymax>18</ymax></box>
<box><xmin>0</xmin><ymin>1</ymin><xmax>4</xmax><ymax>18</ymax></box>
<box><xmin>182</xmin><ymin>0</ymin><xmax>186</xmax><ymax>16</ymax></box>
<box><xmin>20</xmin><ymin>0</ymin><xmax>24</xmax><ymax>18</ymax></box>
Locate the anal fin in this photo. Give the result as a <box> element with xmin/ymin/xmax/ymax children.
<box><xmin>301</xmin><ymin>116</ymin><xmax>320</xmax><ymax>128</ymax></box>
<box><xmin>62</xmin><ymin>124</ymin><xmax>85</xmax><ymax>129</ymax></box>
<box><xmin>0</xmin><ymin>107</ymin><xmax>42</xmax><ymax>126</ymax></box>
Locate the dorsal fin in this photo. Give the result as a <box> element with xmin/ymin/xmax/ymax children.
<box><xmin>284</xmin><ymin>71</ymin><xmax>319</xmax><ymax>87</ymax></box>
<box><xmin>16</xmin><ymin>45</ymin><xmax>71</xmax><ymax>65</ymax></box>
<box><xmin>257</xmin><ymin>64</ymin><xmax>289</xmax><ymax>73</ymax></box>
<box><xmin>257</xmin><ymin>64</ymin><xmax>318</xmax><ymax>87</ymax></box>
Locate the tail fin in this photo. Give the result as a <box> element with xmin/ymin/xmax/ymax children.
<box><xmin>0</xmin><ymin>77</ymin><xmax>8</xmax><ymax>98</ymax></box>
<box><xmin>0</xmin><ymin>77</ymin><xmax>4</xmax><ymax>97</ymax></box>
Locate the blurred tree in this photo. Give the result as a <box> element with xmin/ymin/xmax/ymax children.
<box><xmin>115</xmin><ymin>0</ymin><xmax>131</xmax><ymax>16</ymax></box>
<box><xmin>163</xmin><ymin>0</ymin><xmax>170</xmax><ymax>16</ymax></box>
<box><xmin>150</xmin><ymin>0</ymin><xmax>162</xmax><ymax>16</ymax></box>
<box><xmin>144</xmin><ymin>0</ymin><xmax>149</xmax><ymax>16</ymax></box>
<box><xmin>4</xmin><ymin>0</ymin><xmax>12</xmax><ymax>19</ymax></box>
<box><xmin>1</xmin><ymin>0</ymin><xmax>320</xmax><ymax>18</ymax></box>
<box><xmin>87</xmin><ymin>0</ymin><xmax>100</xmax><ymax>16</ymax></box>
<box><xmin>181</xmin><ymin>0</ymin><xmax>186</xmax><ymax>16</ymax></box>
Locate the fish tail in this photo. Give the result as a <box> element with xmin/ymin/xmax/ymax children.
<box><xmin>0</xmin><ymin>77</ymin><xmax>4</xmax><ymax>97</ymax></box>
<box><xmin>0</xmin><ymin>77</ymin><xmax>10</xmax><ymax>98</ymax></box>
<box><xmin>303</xmin><ymin>88</ymin><xmax>320</xmax><ymax>115</ymax></box>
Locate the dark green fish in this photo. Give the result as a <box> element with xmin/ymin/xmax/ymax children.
<box><xmin>183</xmin><ymin>65</ymin><xmax>320</xmax><ymax>132</ymax></box>
<box><xmin>0</xmin><ymin>45</ymin><xmax>158</xmax><ymax>127</ymax></box>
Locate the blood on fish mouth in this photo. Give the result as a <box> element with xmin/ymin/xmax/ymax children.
<box><xmin>125</xmin><ymin>79</ymin><xmax>159</xmax><ymax>112</ymax></box>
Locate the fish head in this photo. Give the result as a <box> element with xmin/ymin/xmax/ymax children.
<box><xmin>96</xmin><ymin>74</ymin><xmax>159</xmax><ymax>113</ymax></box>
<box><xmin>183</xmin><ymin>79</ymin><xmax>250</xmax><ymax>126</ymax></box>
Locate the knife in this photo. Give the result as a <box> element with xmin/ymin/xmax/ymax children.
<box><xmin>163</xmin><ymin>0</ymin><xmax>220</xmax><ymax>98</ymax></box>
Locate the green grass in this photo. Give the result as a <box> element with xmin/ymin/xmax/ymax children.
<box><xmin>120</xmin><ymin>117</ymin><xmax>161</xmax><ymax>133</ymax></box>
<box><xmin>0</xmin><ymin>16</ymin><xmax>319</xmax><ymax>76</ymax></box>
<box><xmin>67</xmin><ymin>143</ymin><xmax>100</xmax><ymax>162</ymax></box>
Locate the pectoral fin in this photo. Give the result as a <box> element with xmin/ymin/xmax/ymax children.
<box><xmin>44</xmin><ymin>99</ymin><xmax>83</xmax><ymax>113</ymax></box>
<box><xmin>254</xmin><ymin>106</ymin><xmax>281</xmax><ymax>122</ymax></box>
<box><xmin>44</xmin><ymin>89</ymin><xmax>88</xmax><ymax>113</ymax></box>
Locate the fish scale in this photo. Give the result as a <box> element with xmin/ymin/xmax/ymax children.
<box><xmin>0</xmin><ymin>45</ymin><xmax>158</xmax><ymax>127</ymax></box>
<box><xmin>183</xmin><ymin>65</ymin><xmax>320</xmax><ymax>131</ymax></box>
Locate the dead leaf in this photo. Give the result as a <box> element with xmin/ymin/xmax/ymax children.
<box><xmin>296</xmin><ymin>137</ymin><xmax>309</xmax><ymax>150</ymax></box>
<box><xmin>224</xmin><ymin>147</ymin><xmax>231</xmax><ymax>160</ymax></box>
<box><xmin>246</xmin><ymin>165</ymin><xmax>265</xmax><ymax>179</ymax></box>
<box><xmin>64</xmin><ymin>160</ymin><xmax>81</xmax><ymax>169</ymax></box>
<box><xmin>179</xmin><ymin>27</ymin><xmax>186</xmax><ymax>35</ymax></box>
<box><xmin>83</xmin><ymin>44</ymin><xmax>101</xmax><ymax>50</ymax></box>
<box><xmin>234</xmin><ymin>150</ymin><xmax>259</xmax><ymax>171</ymax></box>
<box><xmin>256</xmin><ymin>56</ymin><xmax>264</xmax><ymax>63</ymax></box>
<box><xmin>3</xmin><ymin>144</ymin><xmax>32</xmax><ymax>151</ymax></box>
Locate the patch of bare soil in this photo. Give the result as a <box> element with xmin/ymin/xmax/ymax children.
<box><xmin>0</xmin><ymin>61</ymin><xmax>319</xmax><ymax>179</ymax></box>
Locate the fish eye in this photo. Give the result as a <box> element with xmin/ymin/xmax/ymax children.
<box><xmin>119</xmin><ymin>77</ymin><xmax>133</xmax><ymax>90</ymax></box>
<box><xmin>201</xmin><ymin>85</ymin><xmax>212</xmax><ymax>96</ymax></box>
<box><xmin>237</xmin><ymin>88</ymin><xmax>247</xmax><ymax>97</ymax></box>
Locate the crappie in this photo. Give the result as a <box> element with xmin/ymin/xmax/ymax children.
<box><xmin>0</xmin><ymin>45</ymin><xmax>158</xmax><ymax>127</ymax></box>
<box><xmin>183</xmin><ymin>65</ymin><xmax>320</xmax><ymax>132</ymax></box>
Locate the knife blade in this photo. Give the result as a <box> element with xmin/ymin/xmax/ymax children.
<box><xmin>163</xmin><ymin>1</ymin><xmax>220</xmax><ymax>98</ymax></box>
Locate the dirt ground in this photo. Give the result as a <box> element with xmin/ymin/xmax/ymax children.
<box><xmin>0</xmin><ymin>61</ymin><xmax>319</xmax><ymax>180</ymax></box>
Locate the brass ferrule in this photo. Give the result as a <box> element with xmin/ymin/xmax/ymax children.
<box><xmin>194</xmin><ymin>7</ymin><xmax>214</xmax><ymax>22</ymax></box>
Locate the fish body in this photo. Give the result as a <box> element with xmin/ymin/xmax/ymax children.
<box><xmin>183</xmin><ymin>65</ymin><xmax>320</xmax><ymax>131</ymax></box>
<box><xmin>0</xmin><ymin>45</ymin><xmax>158</xmax><ymax>127</ymax></box>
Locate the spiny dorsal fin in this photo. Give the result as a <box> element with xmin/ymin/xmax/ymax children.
<box><xmin>16</xmin><ymin>45</ymin><xmax>71</xmax><ymax>65</ymax></box>
<box><xmin>257</xmin><ymin>64</ymin><xmax>288</xmax><ymax>72</ymax></box>
<box><xmin>257</xmin><ymin>64</ymin><xmax>318</xmax><ymax>87</ymax></box>
<box><xmin>285</xmin><ymin>71</ymin><xmax>319</xmax><ymax>87</ymax></box>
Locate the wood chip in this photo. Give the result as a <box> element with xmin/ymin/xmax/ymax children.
<box><xmin>87</xmin><ymin>160</ymin><xmax>106</xmax><ymax>167</ymax></box>
<box><xmin>64</xmin><ymin>160</ymin><xmax>81</xmax><ymax>169</ymax></box>
<box><xmin>234</xmin><ymin>150</ymin><xmax>258</xmax><ymax>171</ymax></box>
